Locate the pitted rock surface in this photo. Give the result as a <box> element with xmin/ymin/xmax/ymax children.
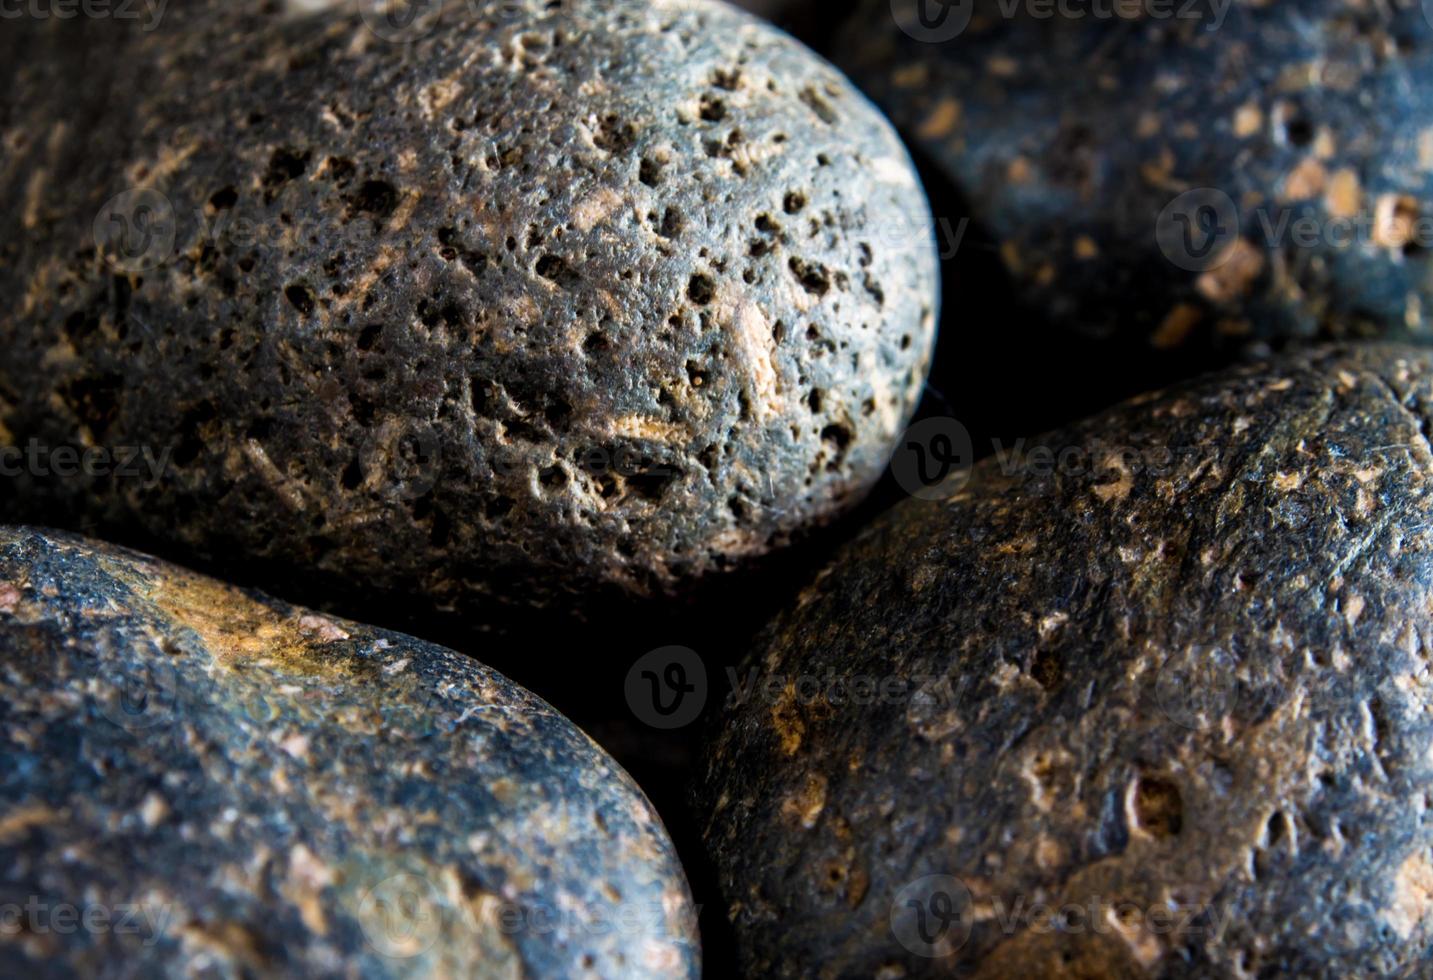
<box><xmin>836</xmin><ymin>0</ymin><xmax>1433</xmax><ymax>351</ymax></box>
<box><xmin>0</xmin><ymin>0</ymin><xmax>937</xmax><ymax>624</ymax></box>
<box><xmin>700</xmin><ymin>345</ymin><xmax>1433</xmax><ymax>978</ymax></box>
<box><xmin>0</xmin><ymin>526</ymin><xmax>698</xmax><ymax>978</ymax></box>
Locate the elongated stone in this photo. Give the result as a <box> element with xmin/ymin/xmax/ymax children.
<box><xmin>0</xmin><ymin>0</ymin><xmax>937</xmax><ymax>626</ymax></box>
<box><xmin>701</xmin><ymin>344</ymin><xmax>1433</xmax><ymax>977</ymax></box>
<box><xmin>834</xmin><ymin>0</ymin><xmax>1433</xmax><ymax>351</ymax></box>
<box><xmin>0</xmin><ymin>526</ymin><xmax>698</xmax><ymax>977</ymax></box>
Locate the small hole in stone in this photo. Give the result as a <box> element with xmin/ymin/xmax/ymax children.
<box><xmin>357</xmin><ymin>324</ymin><xmax>383</xmax><ymax>351</ymax></box>
<box><xmin>1283</xmin><ymin>117</ymin><xmax>1314</xmax><ymax>146</ymax></box>
<box><xmin>660</xmin><ymin>207</ymin><xmax>684</xmax><ymax>239</ymax></box>
<box><xmin>351</xmin><ymin>179</ymin><xmax>397</xmax><ymax>218</ymax></box>
<box><xmin>1130</xmin><ymin>776</ymin><xmax>1183</xmax><ymax>838</ymax></box>
<box><xmin>1031</xmin><ymin>648</ymin><xmax>1061</xmax><ymax>689</ymax></box>
<box><xmin>285</xmin><ymin>284</ymin><xmax>316</xmax><ymax>316</ymax></box>
<box><xmin>535</xmin><ymin>254</ymin><xmax>566</xmax><ymax>280</ymax></box>
<box><xmin>821</xmin><ymin>423</ymin><xmax>852</xmax><ymax>449</ymax></box>
<box><xmin>688</xmin><ymin>274</ymin><xmax>715</xmax><ymax>305</ymax></box>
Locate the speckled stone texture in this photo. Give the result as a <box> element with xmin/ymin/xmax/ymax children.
<box><xmin>0</xmin><ymin>0</ymin><xmax>937</xmax><ymax>626</ymax></box>
<box><xmin>700</xmin><ymin>345</ymin><xmax>1433</xmax><ymax>978</ymax></box>
<box><xmin>835</xmin><ymin>0</ymin><xmax>1433</xmax><ymax>351</ymax></box>
<box><xmin>0</xmin><ymin>526</ymin><xmax>698</xmax><ymax>978</ymax></box>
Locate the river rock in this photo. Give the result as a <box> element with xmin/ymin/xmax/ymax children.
<box><xmin>700</xmin><ymin>344</ymin><xmax>1433</xmax><ymax>977</ymax></box>
<box><xmin>834</xmin><ymin>0</ymin><xmax>1433</xmax><ymax>351</ymax></box>
<box><xmin>0</xmin><ymin>0</ymin><xmax>937</xmax><ymax>625</ymax></box>
<box><xmin>0</xmin><ymin>526</ymin><xmax>698</xmax><ymax>977</ymax></box>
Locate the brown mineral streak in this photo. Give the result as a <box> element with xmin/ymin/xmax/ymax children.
<box><xmin>94</xmin><ymin>550</ymin><xmax>375</xmax><ymax>681</ymax></box>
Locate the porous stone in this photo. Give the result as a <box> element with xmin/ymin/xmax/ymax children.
<box><xmin>0</xmin><ymin>0</ymin><xmax>937</xmax><ymax>625</ymax></box>
<box><xmin>700</xmin><ymin>345</ymin><xmax>1433</xmax><ymax>977</ymax></box>
<box><xmin>835</xmin><ymin>0</ymin><xmax>1433</xmax><ymax>350</ymax></box>
<box><xmin>0</xmin><ymin>526</ymin><xmax>698</xmax><ymax>977</ymax></box>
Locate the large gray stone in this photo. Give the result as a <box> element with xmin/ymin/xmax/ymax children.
<box><xmin>0</xmin><ymin>525</ymin><xmax>698</xmax><ymax>977</ymax></box>
<box><xmin>0</xmin><ymin>0</ymin><xmax>937</xmax><ymax>627</ymax></box>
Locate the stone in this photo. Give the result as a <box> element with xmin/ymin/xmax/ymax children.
<box><xmin>0</xmin><ymin>526</ymin><xmax>698</xmax><ymax>977</ymax></box>
<box><xmin>699</xmin><ymin>344</ymin><xmax>1433</xmax><ymax>977</ymax></box>
<box><xmin>834</xmin><ymin>0</ymin><xmax>1433</xmax><ymax>350</ymax></box>
<box><xmin>0</xmin><ymin>0</ymin><xmax>938</xmax><ymax>626</ymax></box>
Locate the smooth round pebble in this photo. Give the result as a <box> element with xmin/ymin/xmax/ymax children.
<box><xmin>701</xmin><ymin>344</ymin><xmax>1433</xmax><ymax>978</ymax></box>
<box><xmin>0</xmin><ymin>526</ymin><xmax>698</xmax><ymax>978</ymax></box>
<box><xmin>835</xmin><ymin>0</ymin><xmax>1433</xmax><ymax>351</ymax></box>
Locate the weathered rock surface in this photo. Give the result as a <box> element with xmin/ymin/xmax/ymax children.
<box><xmin>0</xmin><ymin>526</ymin><xmax>698</xmax><ymax>977</ymax></box>
<box><xmin>0</xmin><ymin>0</ymin><xmax>937</xmax><ymax>625</ymax></box>
<box><xmin>835</xmin><ymin>0</ymin><xmax>1433</xmax><ymax>351</ymax></box>
<box><xmin>700</xmin><ymin>345</ymin><xmax>1433</xmax><ymax>977</ymax></box>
